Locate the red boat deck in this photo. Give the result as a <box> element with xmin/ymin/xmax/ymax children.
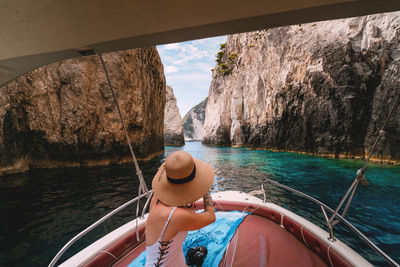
<box><xmin>83</xmin><ymin>201</ymin><xmax>353</xmax><ymax>267</ymax></box>
<box><xmin>110</xmin><ymin>214</ymin><xmax>326</xmax><ymax>267</ymax></box>
<box><xmin>219</xmin><ymin>215</ymin><xmax>327</xmax><ymax>267</ymax></box>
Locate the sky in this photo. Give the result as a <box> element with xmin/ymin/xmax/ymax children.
<box><xmin>157</xmin><ymin>35</ymin><xmax>227</xmax><ymax>117</ymax></box>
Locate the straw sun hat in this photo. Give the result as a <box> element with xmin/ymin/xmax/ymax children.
<box><xmin>152</xmin><ymin>151</ymin><xmax>215</xmax><ymax>206</ymax></box>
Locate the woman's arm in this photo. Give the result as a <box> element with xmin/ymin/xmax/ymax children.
<box><xmin>203</xmin><ymin>192</ymin><xmax>214</xmax><ymax>213</ymax></box>
<box><xmin>175</xmin><ymin>192</ymin><xmax>216</xmax><ymax>231</ymax></box>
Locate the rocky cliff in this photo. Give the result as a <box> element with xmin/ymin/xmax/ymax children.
<box><xmin>164</xmin><ymin>85</ymin><xmax>184</xmax><ymax>146</ymax></box>
<box><xmin>183</xmin><ymin>98</ymin><xmax>207</xmax><ymax>141</ymax></box>
<box><xmin>203</xmin><ymin>12</ymin><xmax>400</xmax><ymax>164</ymax></box>
<box><xmin>0</xmin><ymin>48</ymin><xmax>166</xmax><ymax>175</ymax></box>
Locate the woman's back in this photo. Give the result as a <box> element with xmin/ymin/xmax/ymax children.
<box><xmin>145</xmin><ymin>205</ymin><xmax>188</xmax><ymax>267</ymax></box>
<box><xmin>145</xmin><ymin>203</ymin><xmax>179</xmax><ymax>245</ymax></box>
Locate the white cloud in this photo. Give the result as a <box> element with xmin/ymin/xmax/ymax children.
<box><xmin>157</xmin><ymin>35</ymin><xmax>227</xmax><ymax>115</ymax></box>
<box><xmin>168</xmin><ymin>72</ymin><xmax>210</xmax><ymax>83</ymax></box>
<box><xmin>165</xmin><ymin>65</ymin><xmax>179</xmax><ymax>74</ymax></box>
<box><xmin>163</xmin><ymin>43</ymin><xmax>181</xmax><ymax>50</ymax></box>
<box><xmin>193</xmin><ymin>62</ymin><xmax>214</xmax><ymax>72</ymax></box>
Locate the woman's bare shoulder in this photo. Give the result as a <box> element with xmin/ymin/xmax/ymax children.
<box><xmin>167</xmin><ymin>207</ymin><xmax>197</xmax><ymax>222</ymax></box>
<box><xmin>174</xmin><ymin>206</ymin><xmax>196</xmax><ymax>215</ymax></box>
<box><xmin>172</xmin><ymin>207</ymin><xmax>213</xmax><ymax>229</ymax></box>
<box><xmin>174</xmin><ymin>207</ymin><xmax>208</xmax><ymax>223</ymax></box>
<box><xmin>148</xmin><ymin>204</ymin><xmax>174</xmax><ymax>222</ymax></box>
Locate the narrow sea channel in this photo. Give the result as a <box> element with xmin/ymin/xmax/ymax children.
<box><xmin>0</xmin><ymin>141</ymin><xmax>399</xmax><ymax>266</ymax></box>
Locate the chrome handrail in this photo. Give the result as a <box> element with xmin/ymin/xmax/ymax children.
<box><xmin>48</xmin><ymin>190</ymin><xmax>153</xmax><ymax>267</ymax></box>
<box><xmin>50</xmin><ymin>180</ymin><xmax>400</xmax><ymax>267</ymax></box>
<box><xmin>263</xmin><ymin>178</ymin><xmax>399</xmax><ymax>267</ymax></box>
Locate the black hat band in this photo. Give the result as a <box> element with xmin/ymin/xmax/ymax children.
<box><xmin>167</xmin><ymin>164</ymin><xmax>196</xmax><ymax>184</ymax></box>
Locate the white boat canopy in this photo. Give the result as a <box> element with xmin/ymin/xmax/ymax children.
<box><xmin>1</xmin><ymin>0</ymin><xmax>400</xmax><ymax>87</ymax></box>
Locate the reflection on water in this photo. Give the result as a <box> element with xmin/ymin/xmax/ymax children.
<box><xmin>0</xmin><ymin>141</ymin><xmax>399</xmax><ymax>266</ymax></box>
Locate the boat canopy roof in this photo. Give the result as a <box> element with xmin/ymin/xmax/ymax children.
<box><xmin>1</xmin><ymin>0</ymin><xmax>400</xmax><ymax>86</ymax></box>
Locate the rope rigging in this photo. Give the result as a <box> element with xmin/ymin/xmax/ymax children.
<box><xmin>98</xmin><ymin>53</ymin><xmax>151</xmax><ymax>241</ymax></box>
<box><xmin>329</xmin><ymin>90</ymin><xmax>400</xmax><ymax>227</ymax></box>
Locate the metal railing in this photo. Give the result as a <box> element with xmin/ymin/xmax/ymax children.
<box><xmin>49</xmin><ymin>180</ymin><xmax>400</xmax><ymax>267</ymax></box>
<box><xmin>262</xmin><ymin>177</ymin><xmax>399</xmax><ymax>267</ymax></box>
<box><xmin>48</xmin><ymin>190</ymin><xmax>153</xmax><ymax>267</ymax></box>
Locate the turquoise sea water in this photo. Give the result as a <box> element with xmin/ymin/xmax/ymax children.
<box><xmin>0</xmin><ymin>141</ymin><xmax>399</xmax><ymax>266</ymax></box>
<box><xmin>168</xmin><ymin>142</ymin><xmax>400</xmax><ymax>266</ymax></box>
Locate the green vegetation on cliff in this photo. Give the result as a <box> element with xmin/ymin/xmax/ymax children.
<box><xmin>213</xmin><ymin>43</ymin><xmax>238</xmax><ymax>76</ymax></box>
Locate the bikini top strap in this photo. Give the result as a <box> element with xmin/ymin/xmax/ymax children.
<box><xmin>160</xmin><ymin>207</ymin><xmax>177</xmax><ymax>238</ymax></box>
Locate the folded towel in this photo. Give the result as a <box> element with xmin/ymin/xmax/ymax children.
<box><xmin>128</xmin><ymin>210</ymin><xmax>248</xmax><ymax>267</ymax></box>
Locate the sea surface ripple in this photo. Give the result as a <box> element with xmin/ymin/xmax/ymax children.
<box><xmin>0</xmin><ymin>141</ymin><xmax>399</xmax><ymax>266</ymax></box>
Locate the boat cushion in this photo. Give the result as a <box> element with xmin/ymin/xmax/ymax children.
<box><xmin>220</xmin><ymin>215</ymin><xmax>328</xmax><ymax>267</ymax></box>
<box><xmin>283</xmin><ymin>215</ymin><xmax>352</xmax><ymax>267</ymax></box>
<box><xmin>127</xmin><ymin>210</ymin><xmax>248</xmax><ymax>266</ymax></box>
<box><xmin>84</xmin><ymin>224</ymin><xmax>146</xmax><ymax>267</ymax></box>
<box><xmin>283</xmin><ymin>215</ymin><xmax>304</xmax><ymax>242</ymax></box>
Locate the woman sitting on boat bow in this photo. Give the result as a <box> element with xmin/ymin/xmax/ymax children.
<box><xmin>145</xmin><ymin>151</ymin><xmax>216</xmax><ymax>267</ymax></box>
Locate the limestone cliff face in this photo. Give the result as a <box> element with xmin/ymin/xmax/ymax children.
<box><xmin>183</xmin><ymin>98</ymin><xmax>207</xmax><ymax>141</ymax></box>
<box><xmin>203</xmin><ymin>12</ymin><xmax>400</xmax><ymax>164</ymax></box>
<box><xmin>164</xmin><ymin>85</ymin><xmax>184</xmax><ymax>146</ymax></box>
<box><xmin>0</xmin><ymin>48</ymin><xmax>166</xmax><ymax>175</ymax></box>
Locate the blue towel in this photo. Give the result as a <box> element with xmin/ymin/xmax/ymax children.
<box><xmin>128</xmin><ymin>210</ymin><xmax>247</xmax><ymax>267</ymax></box>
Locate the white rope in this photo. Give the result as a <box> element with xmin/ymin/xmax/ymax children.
<box><xmin>214</xmin><ymin>199</ymin><xmax>226</xmax><ymax>212</ymax></box>
<box><xmin>100</xmin><ymin>250</ymin><xmax>117</xmax><ymax>260</ymax></box>
<box><xmin>240</xmin><ymin>201</ymin><xmax>262</xmax><ymax>215</ymax></box>
<box><xmin>98</xmin><ymin>53</ymin><xmax>149</xmax><ymax>195</ymax></box>
<box><xmin>230</xmin><ymin>229</ymin><xmax>240</xmax><ymax>266</ymax></box>
<box><xmin>261</xmin><ymin>184</ymin><xmax>266</xmax><ymax>203</ymax></box>
<box><xmin>98</xmin><ymin>54</ymin><xmax>150</xmax><ymax>242</ymax></box>
<box><xmin>329</xmin><ymin>90</ymin><xmax>400</xmax><ymax>224</ymax></box>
